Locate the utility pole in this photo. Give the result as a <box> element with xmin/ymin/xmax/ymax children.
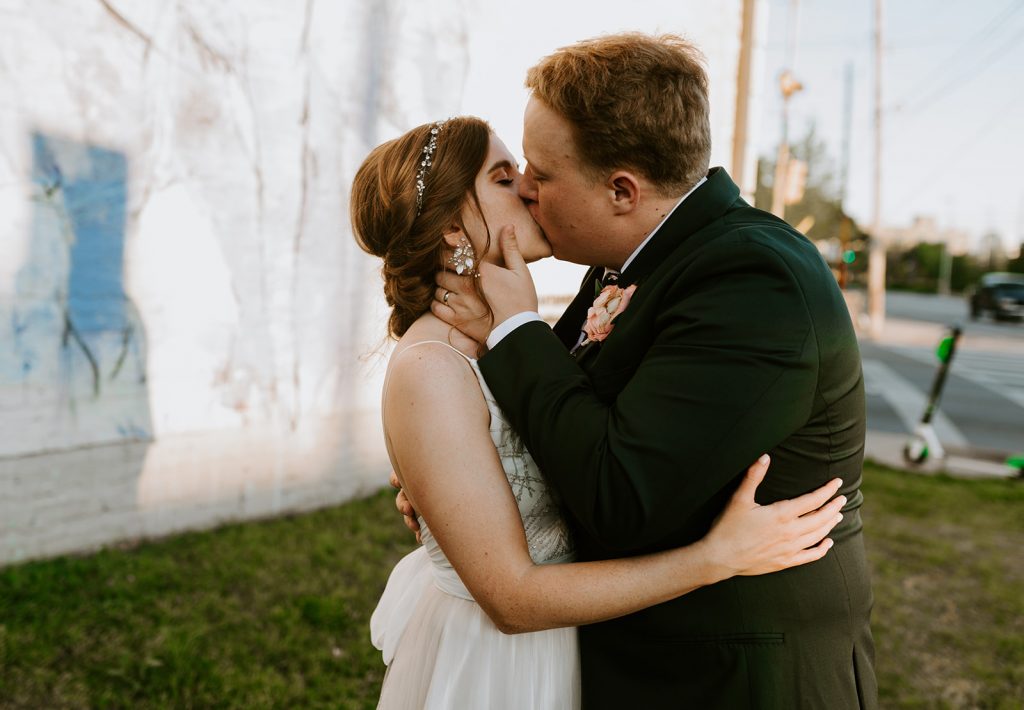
<box><xmin>771</xmin><ymin>0</ymin><xmax>802</xmax><ymax>219</ymax></box>
<box><xmin>867</xmin><ymin>0</ymin><xmax>886</xmax><ymax>338</ymax></box>
<box><xmin>839</xmin><ymin>63</ymin><xmax>853</xmax><ymax>209</ymax></box>
<box><xmin>938</xmin><ymin>195</ymin><xmax>956</xmax><ymax>295</ymax></box>
<box><xmin>838</xmin><ymin>62</ymin><xmax>854</xmax><ymax>289</ymax></box>
<box><xmin>731</xmin><ymin>0</ymin><xmax>757</xmax><ymax>198</ymax></box>
<box><xmin>938</xmin><ymin>243</ymin><xmax>952</xmax><ymax>295</ymax></box>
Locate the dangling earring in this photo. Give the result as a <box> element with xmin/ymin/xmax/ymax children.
<box><xmin>449</xmin><ymin>235</ymin><xmax>477</xmax><ymax>276</ymax></box>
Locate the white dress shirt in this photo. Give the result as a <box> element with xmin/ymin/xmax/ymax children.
<box><xmin>486</xmin><ymin>176</ymin><xmax>707</xmax><ymax>350</ymax></box>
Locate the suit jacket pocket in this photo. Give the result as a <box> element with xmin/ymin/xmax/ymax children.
<box><xmin>650</xmin><ymin>631</ymin><xmax>785</xmax><ymax>646</ymax></box>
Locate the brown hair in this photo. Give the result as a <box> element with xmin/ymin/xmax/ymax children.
<box><xmin>525</xmin><ymin>32</ymin><xmax>711</xmax><ymax>195</ymax></box>
<box><xmin>351</xmin><ymin>117</ymin><xmax>493</xmax><ymax>338</ymax></box>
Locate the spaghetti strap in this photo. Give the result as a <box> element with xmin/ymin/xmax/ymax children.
<box><xmin>382</xmin><ymin>340</ymin><xmax>478</xmax><ymax>405</ymax></box>
<box><xmin>396</xmin><ymin>339</ymin><xmax>477</xmax><ymax>362</ymax></box>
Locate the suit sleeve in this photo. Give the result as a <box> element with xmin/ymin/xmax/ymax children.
<box><xmin>478</xmin><ymin>240</ymin><xmax>820</xmax><ymax>551</ymax></box>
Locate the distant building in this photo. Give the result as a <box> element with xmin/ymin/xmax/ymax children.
<box><xmin>878</xmin><ymin>215</ymin><xmax>971</xmax><ymax>255</ymax></box>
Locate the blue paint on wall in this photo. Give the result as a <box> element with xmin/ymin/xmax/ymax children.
<box><xmin>32</xmin><ymin>134</ymin><xmax>129</xmax><ymax>333</ymax></box>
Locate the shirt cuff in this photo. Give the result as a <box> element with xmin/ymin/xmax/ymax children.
<box><xmin>487</xmin><ymin>312</ymin><xmax>544</xmax><ymax>350</ymax></box>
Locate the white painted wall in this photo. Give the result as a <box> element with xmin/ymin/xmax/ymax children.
<box><xmin>0</xmin><ymin>0</ymin><xmax>760</xmax><ymax>564</ymax></box>
<box><xmin>0</xmin><ymin>0</ymin><xmax>472</xmax><ymax>564</ymax></box>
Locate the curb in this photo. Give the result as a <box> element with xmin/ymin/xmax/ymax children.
<box><xmin>855</xmin><ymin>316</ymin><xmax>1024</xmax><ymax>354</ymax></box>
<box><xmin>865</xmin><ymin>430</ymin><xmax>1021</xmax><ymax>480</ymax></box>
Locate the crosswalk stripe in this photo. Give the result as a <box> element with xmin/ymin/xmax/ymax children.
<box><xmin>887</xmin><ymin>346</ymin><xmax>1024</xmax><ymax>391</ymax></box>
<box><xmin>861</xmin><ymin>359</ymin><xmax>969</xmax><ymax>446</ymax></box>
<box><xmin>996</xmin><ymin>389</ymin><xmax>1024</xmax><ymax>410</ymax></box>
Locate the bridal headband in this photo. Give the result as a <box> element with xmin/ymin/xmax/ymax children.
<box><xmin>415</xmin><ymin>119</ymin><xmax>449</xmax><ymax>216</ymax></box>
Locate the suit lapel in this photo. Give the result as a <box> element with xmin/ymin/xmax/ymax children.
<box><xmin>553</xmin><ymin>265</ymin><xmax>602</xmax><ymax>350</ymax></box>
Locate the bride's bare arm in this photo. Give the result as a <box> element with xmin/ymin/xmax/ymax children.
<box><xmin>384</xmin><ymin>344</ymin><xmax>843</xmax><ymax>635</ymax></box>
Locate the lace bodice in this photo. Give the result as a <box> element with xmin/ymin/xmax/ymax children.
<box><xmin>388</xmin><ymin>341</ymin><xmax>575</xmax><ymax>600</ymax></box>
<box><xmin>467</xmin><ymin>355</ymin><xmax>574</xmax><ymax>565</ymax></box>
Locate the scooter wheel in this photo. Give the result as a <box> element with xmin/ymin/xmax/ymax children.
<box><xmin>903</xmin><ymin>436</ymin><xmax>929</xmax><ymax>464</ymax></box>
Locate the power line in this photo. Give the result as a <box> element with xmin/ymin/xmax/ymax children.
<box><xmin>898</xmin><ymin>25</ymin><xmax>1024</xmax><ymax>116</ymax></box>
<box><xmin>890</xmin><ymin>0</ymin><xmax>1024</xmax><ymax>112</ymax></box>
<box><xmin>763</xmin><ymin>37</ymin><xmax>961</xmax><ymax>52</ymax></box>
<box><xmin>907</xmin><ymin>0</ymin><xmax>1020</xmax><ymax>93</ymax></box>
<box><xmin>891</xmin><ymin>91</ymin><xmax>1024</xmax><ymax>210</ymax></box>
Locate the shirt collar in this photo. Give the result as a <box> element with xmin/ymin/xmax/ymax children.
<box><xmin>605</xmin><ymin>175</ymin><xmax>707</xmax><ymax>279</ymax></box>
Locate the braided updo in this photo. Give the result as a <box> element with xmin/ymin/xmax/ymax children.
<box><xmin>351</xmin><ymin>117</ymin><xmax>493</xmax><ymax>338</ymax></box>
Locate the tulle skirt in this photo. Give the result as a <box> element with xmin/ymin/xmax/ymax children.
<box><xmin>371</xmin><ymin>546</ymin><xmax>581</xmax><ymax>709</ymax></box>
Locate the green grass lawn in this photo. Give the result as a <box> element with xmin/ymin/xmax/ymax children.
<box><xmin>1</xmin><ymin>463</ymin><xmax>1021</xmax><ymax>709</ymax></box>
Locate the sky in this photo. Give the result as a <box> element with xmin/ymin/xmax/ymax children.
<box><xmin>756</xmin><ymin>0</ymin><xmax>1024</xmax><ymax>253</ymax></box>
<box><xmin>450</xmin><ymin>0</ymin><xmax>1023</xmax><ymax>263</ymax></box>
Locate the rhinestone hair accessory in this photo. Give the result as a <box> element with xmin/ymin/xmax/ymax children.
<box><xmin>415</xmin><ymin>120</ymin><xmax>448</xmax><ymax>216</ymax></box>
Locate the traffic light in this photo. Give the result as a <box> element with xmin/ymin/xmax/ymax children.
<box><xmin>842</xmin><ymin>249</ymin><xmax>856</xmax><ymax>264</ymax></box>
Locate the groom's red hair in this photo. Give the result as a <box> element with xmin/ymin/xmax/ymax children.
<box><xmin>526</xmin><ymin>32</ymin><xmax>711</xmax><ymax>196</ymax></box>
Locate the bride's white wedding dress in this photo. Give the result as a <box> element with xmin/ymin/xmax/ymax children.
<box><xmin>371</xmin><ymin>341</ymin><xmax>580</xmax><ymax>709</ymax></box>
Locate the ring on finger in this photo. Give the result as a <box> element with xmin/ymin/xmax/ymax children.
<box><xmin>442</xmin><ymin>289</ymin><xmax>452</xmax><ymax>305</ymax></box>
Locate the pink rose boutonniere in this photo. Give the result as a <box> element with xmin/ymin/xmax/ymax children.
<box><xmin>582</xmin><ymin>283</ymin><xmax>637</xmax><ymax>345</ymax></box>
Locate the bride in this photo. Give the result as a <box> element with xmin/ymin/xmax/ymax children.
<box><xmin>351</xmin><ymin>116</ymin><xmax>845</xmax><ymax>709</ymax></box>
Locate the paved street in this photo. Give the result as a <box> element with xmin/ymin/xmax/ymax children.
<box><xmin>884</xmin><ymin>290</ymin><xmax>1024</xmax><ymax>341</ymax></box>
<box><xmin>858</xmin><ymin>290</ymin><xmax>1024</xmax><ymax>459</ymax></box>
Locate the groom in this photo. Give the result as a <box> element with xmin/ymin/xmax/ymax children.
<box><xmin>431</xmin><ymin>33</ymin><xmax>876</xmax><ymax>708</ymax></box>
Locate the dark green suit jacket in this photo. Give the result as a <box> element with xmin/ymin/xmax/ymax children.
<box><xmin>479</xmin><ymin>168</ymin><xmax>877</xmax><ymax>709</ymax></box>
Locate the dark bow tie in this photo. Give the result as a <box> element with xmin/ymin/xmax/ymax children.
<box><xmin>601</xmin><ymin>270</ymin><xmax>621</xmax><ymax>288</ymax></box>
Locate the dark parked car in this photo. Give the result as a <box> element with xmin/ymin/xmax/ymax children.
<box><xmin>968</xmin><ymin>272</ymin><xmax>1024</xmax><ymax>322</ymax></box>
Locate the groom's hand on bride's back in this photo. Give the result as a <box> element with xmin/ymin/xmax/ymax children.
<box><xmin>390</xmin><ymin>471</ymin><xmax>422</xmax><ymax>545</ymax></box>
<box><xmin>432</xmin><ymin>225</ymin><xmax>539</xmax><ymax>344</ymax></box>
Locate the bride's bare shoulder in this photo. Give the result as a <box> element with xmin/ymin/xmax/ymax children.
<box><xmin>386</xmin><ymin>339</ymin><xmax>479</xmax><ymax>408</ymax></box>
<box><xmin>389</xmin><ymin>340</ymin><xmax>468</xmax><ymax>378</ymax></box>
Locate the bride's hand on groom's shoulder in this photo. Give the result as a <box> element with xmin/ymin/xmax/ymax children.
<box><xmin>704</xmin><ymin>456</ymin><xmax>846</xmax><ymax>580</ymax></box>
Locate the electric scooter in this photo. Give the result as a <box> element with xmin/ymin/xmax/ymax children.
<box><xmin>903</xmin><ymin>324</ymin><xmax>963</xmax><ymax>465</ymax></box>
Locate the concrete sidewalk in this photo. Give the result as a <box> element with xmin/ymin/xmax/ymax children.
<box><xmin>865</xmin><ymin>430</ymin><xmax>1022</xmax><ymax>480</ymax></box>
<box><xmin>861</xmin><ymin>316</ymin><xmax>1023</xmax><ymax>354</ymax></box>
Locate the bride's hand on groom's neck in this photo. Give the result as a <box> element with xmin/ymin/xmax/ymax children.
<box><xmin>481</xmin><ymin>225</ymin><xmax>539</xmax><ymax>323</ymax></box>
<box><xmin>432</xmin><ymin>225</ymin><xmax>538</xmax><ymax>346</ymax></box>
<box><xmin>431</xmin><ymin>271</ymin><xmax>491</xmax><ymax>345</ymax></box>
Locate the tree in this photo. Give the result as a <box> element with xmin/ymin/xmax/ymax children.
<box><xmin>950</xmin><ymin>254</ymin><xmax>985</xmax><ymax>293</ymax></box>
<box><xmin>880</xmin><ymin>243</ymin><xmax>985</xmax><ymax>294</ymax></box>
<box><xmin>1005</xmin><ymin>243</ymin><xmax>1024</xmax><ymax>274</ymax></box>
<box><xmin>755</xmin><ymin>124</ymin><xmax>869</xmax><ymax>285</ymax></box>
